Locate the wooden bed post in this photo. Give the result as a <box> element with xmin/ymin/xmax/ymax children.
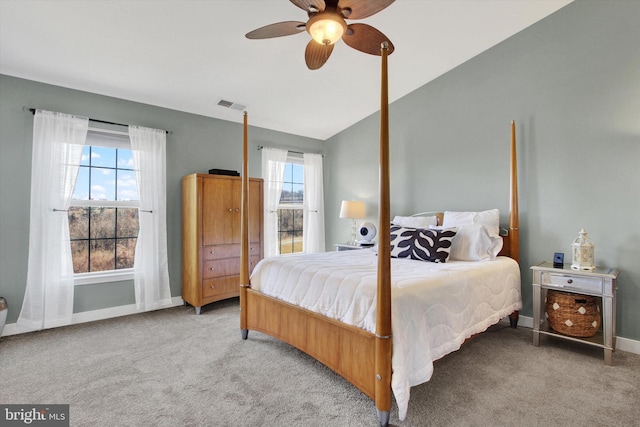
<box><xmin>240</xmin><ymin>111</ymin><xmax>250</xmax><ymax>340</ymax></box>
<box><xmin>375</xmin><ymin>41</ymin><xmax>392</xmax><ymax>427</ymax></box>
<box><xmin>508</xmin><ymin>120</ymin><xmax>520</xmax><ymax>328</ymax></box>
<box><xmin>509</xmin><ymin>120</ymin><xmax>520</xmax><ymax>264</ymax></box>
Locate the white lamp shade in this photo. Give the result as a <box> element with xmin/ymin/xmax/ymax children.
<box><xmin>339</xmin><ymin>200</ymin><xmax>366</xmax><ymax>219</ymax></box>
<box><xmin>307</xmin><ymin>12</ymin><xmax>347</xmax><ymax>45</ymax></box>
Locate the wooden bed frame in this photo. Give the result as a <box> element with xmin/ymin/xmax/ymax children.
<box><xmin>238</xmin><ymin>44</ymin><xmax>520</xmax><ymax>426</ymax></box>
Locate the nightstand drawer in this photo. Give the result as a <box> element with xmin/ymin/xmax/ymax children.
<box><xmin>544</xmin><ymin>272</ymin><xmax>603</xmax><ymax>294</ymax></box>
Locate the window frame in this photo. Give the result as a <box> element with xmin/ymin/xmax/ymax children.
<box><xmin>70</xmin><ymin>129</ymin><xmax>139</xmax><ymax>285</ymax></box>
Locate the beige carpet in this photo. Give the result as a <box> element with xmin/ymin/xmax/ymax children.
<box><xmin>1</xmin><ymin>298</ymin><xmax>639</xmax><ymax>426</ymax></box>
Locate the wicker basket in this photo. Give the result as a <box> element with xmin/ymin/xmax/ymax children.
<box><xmin>545</xmin><ymin>290</ymin><xmax>601</xmax><ymax>337</ymax></box>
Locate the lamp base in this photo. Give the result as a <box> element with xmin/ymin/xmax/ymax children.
<box><xmin>350</xmin><ymin>219</ymin><xmax>358</xmax><ymax>246</ymax></box>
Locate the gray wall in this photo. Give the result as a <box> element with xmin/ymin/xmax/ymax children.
<box><xmin>0</xmin><ymin>75</ymin><xmax>323</xmax><ymax>324</ymax></box>
<box><xmin>325</xmin><ymin>1</ymin><xmax>640</xmax><ymax>340</ymax></box>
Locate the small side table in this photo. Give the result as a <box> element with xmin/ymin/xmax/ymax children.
<box><xmin>531</xmin><ymin>262</ymin><xmax>619</xmax><ymax>365</ymax></box>
<box><xmin>335</xmin><ymin>243</ymin><xmax>365</xmax><ymax>251</ymax></box>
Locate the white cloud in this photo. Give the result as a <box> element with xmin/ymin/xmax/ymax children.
<box><xmin>72</xmin><ymin>192</ymin><xmax>89</xmax><ymax>200</ymax></box>
<box><xmin>118</xmin><ymin>189</ymin><xmax>139</xmax><ymax>201</ymax></box>
<box><xmin>118</xmin><ymin>175</ymin><xmax>137</xmax><ymax>188</ymax></box>
<box><xmin>91</xmin><ymin>184</ymin><xmax>106</xmax><ymax>200</ymax></box>
<box><xmin>118</xmin><ymin>158</ymin><xmax>134</xmax><ymax>168</ymax></box>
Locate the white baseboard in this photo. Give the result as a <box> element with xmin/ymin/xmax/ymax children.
<box><xmin>612</xmin><ymin>336</ymin><xmax>640</xmax><ymax>355</ymax></box>
<box><xmin>1</xmin><ymin>296</ymin><xmax>184</xmax><ymax>337</ymax></box>
<box><xmin>509</xmin><ymin>315</ymin><xmax>640</xmax><ymax>356</ymax></box>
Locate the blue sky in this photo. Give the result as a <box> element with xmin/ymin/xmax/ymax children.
<box><xmin>73</xmin><ymin>146</ymin><xmax>138</xmax><ymax>201</ymax></box>
<box><xmin>282</xmin><ymin>163</ymin><xmax>303</xmax><ymax>202</ymax></box>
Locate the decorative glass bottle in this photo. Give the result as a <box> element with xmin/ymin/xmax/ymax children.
<box><xmin>571</xmin><ymin>228</ymin><xmax>595</xmax><ymax>271</ymax></box>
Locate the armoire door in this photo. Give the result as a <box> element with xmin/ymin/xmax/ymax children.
<box><xmin>202</xmin><ymin>176</ymin><xmax>236</xmax><ymax>246</ymax></box>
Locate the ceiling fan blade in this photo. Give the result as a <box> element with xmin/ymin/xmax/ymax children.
<box><xmin>338</xmin><ymin>0</ymin><xmax>395</xmax><ymax>20</ymax></box>
<box><xmin>342</xmin><ymin>23</ymin><xmax>394</xmax><ymax>56</ymax></box>
<box><xmin>290</xmin><ymin>0</ymin><xmax>326</xmax><ymax>13</ymax></box>
<box><xmin>305</xmin><ymin>40</ymin><xmax>334</xmax><ymax>70</ymax></box>
<box><xmin>246</xmin><ymin>21</ymin><xmax>306</xmax><ymax>39</ymax></box>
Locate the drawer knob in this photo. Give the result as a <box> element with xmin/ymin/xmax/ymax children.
<box><xmin>210</xmin><ymin>250</ymin><xmax>215</xmax><ymax>255</ymax></box>
<box><xmin>210</xmin><ymin>285</ymin><xmax>215</xmax><ymax>289</ymax></box>
<box><xmin>567</xmin><ymin>279</ymin><xmax>573</xmax><ymax>284</ymax></box>
<box><xmin>228</xmin><ymin>208</ymin><xmax>232</xmax><ymax>212</ymax></box>
<box><xmin>210</xmin><ymin>267</ymin><xmax>215</xmax><ymax>271</ymax></box>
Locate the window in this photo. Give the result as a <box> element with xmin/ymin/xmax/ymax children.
<box><xmin>277</xmin><ymin>160</ymin><xmax>304</xmax><ymax>254</ymax></box>
<box><xmin>68</xmin><ymin>131</ymin><xmax>139</xmax><ymax>274</ymax></box>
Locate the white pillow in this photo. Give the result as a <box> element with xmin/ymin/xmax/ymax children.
<box><xmin>392</xmin><ymin>215</ymin><xmax>438</xmax><ymax>228</ymax></box>
<box><xmin>430</xmin><ymin>224</ymin><xmax>503</xmax><ymax>261</ymax></box>
<box><xmin>435</xmin><ymin>209</ymin><xmax>503</xmax><ymax>261</ymax></box>
<box><xmin>442</xmin><ymin>209</ymin><xmax>500</xmax><ymax>236</ymax></box>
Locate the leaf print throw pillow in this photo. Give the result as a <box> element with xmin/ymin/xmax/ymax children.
<box><xmin>389</xmin><ymin>225</ymin><xmax>456</xmax><ymax>263</ymax></box>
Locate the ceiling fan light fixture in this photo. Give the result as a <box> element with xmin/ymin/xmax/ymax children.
<box><xmin>307</xmin><ymin>12</ymin><xmax>347</xmax><ymax>46</ymax></box>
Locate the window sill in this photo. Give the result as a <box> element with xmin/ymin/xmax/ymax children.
<box><xmin>74</xmin><ymin>269</ymin><xmax>135</xmax><ymax>286</ymax></box>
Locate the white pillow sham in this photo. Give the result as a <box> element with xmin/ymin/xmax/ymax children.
<box><xmin>442</xmin><ymin>209</ymin><xmax>500</xmax><ymax>236</ymax></box>
<box><xmin>435</xmin><ymin>209</ymin><xmax>503</xmax><ymax>261</ymax></box>
<box><xmin>429</xmin><ymin>224</ymin><xmax>502</xmax><ymax>261</ymax></box>
<box><xmin>392</xmin><ymin>215</ymin><xmax>438</xmax><ymax>228</ymax></box>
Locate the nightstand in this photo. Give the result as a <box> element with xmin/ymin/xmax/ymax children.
<box><xmin>335</xmin><ymin>243</ymin><xmax>366</xmax><ymax>251</ymax></box>
<box><xmin>531</xmin><ymin>262</ymin><xmax>619</xmax><ymax>365</ymax></box>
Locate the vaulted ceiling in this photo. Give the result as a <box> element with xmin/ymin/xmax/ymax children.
<box><xmin>0</xmin><ymin>0</ymin><xmax>572</xmax><ymax>140</ymax></box>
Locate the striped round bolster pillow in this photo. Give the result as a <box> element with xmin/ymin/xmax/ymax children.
<box><xmin>389</xmin><ymin>225</ymin><xmax>457</xmax><ymax>263</ymax></box>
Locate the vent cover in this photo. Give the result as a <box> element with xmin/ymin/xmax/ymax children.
<box><xmin>217</xmin><ymin>99</ymin><xmax>246</xmax><ymax>111</ymax></box>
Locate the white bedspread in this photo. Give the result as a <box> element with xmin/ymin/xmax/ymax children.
<box><xmin>250</xmin><ymin>249</ymin><xmax>522</xmax><ymax>420</ymax></box>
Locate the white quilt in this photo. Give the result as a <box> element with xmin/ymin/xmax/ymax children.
<box><xmin>250</xmin><ymin>249</ymin><xmax>522</xmax><ymax>420</ymax></box>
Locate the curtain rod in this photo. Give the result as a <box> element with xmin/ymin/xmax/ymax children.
<box><xmin>256</xmin><ymin>145</ymin><xmax>323</xmax><ymax>157</ymax></box>
<box><xmin>257</xmin><ymin>145</ymin><xmax>304</xmax><ymax>155</ymax></box>
<box><xmin>26</xmin><ymin>107</ymin><xmax>170</xmax><ymax>135</ymax></box>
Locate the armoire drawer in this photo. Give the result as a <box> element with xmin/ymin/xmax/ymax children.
<box><xmin>203</xmin><ymin>259</ymin><xmax>237</xmax><ymax>278</ymax></box>
<box><xmin>202</xmin><ymin>243</ymin><xmax>261</xmax><ymax>261</ymax></box>
<box><xmin>249</xmin><ymin>256</ymin><xmax>260</xmax><ymax>273</ymax></box>
<box><xmin>203</xmin><ymin>256</ymin><xmax>261</xmax><ymax>279</ymax></box>
<box><xmin>202</xmin><ymin>276</ymin><xmax>240</xmax><ymax>298</ymax></box>
<box><xmin>202</xmin><ymin>244</ymin><xmax>240</xmax><ymax>260</ymax></box>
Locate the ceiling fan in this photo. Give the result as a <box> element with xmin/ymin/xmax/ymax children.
<box><xmin>245</xmin><ymin>0</ymin><xmax>395</xmax><ymax>70</ymax></box>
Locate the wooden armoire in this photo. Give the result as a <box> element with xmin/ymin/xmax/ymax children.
<box><xmin>182</xmin><ymin>173</ymin><xmax>264</xmax><ymax>314</ymax></box>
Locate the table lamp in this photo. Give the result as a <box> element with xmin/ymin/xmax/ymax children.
<box><xmin>339</xmin><ymin>200</ymin><xmax>365</xmax><ymax>245</ymax></box>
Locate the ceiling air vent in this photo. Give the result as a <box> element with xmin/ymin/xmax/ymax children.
<box><xmin>217</xmin><ymin>99</ymin><xmax>246</xmax><ymax>111</ymax></box>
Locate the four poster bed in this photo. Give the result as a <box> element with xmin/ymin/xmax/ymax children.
<box><xmin>238</xmin><ymin>44</ymin><xmax>521</xmax><ymax>425</ymax></box>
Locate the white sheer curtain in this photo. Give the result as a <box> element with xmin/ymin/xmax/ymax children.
<box><xmin>261</xmin><ymin>147</ymin><xmax>288</xmax><ymax>257</ymax></box>
<box><xmin>17</xmin><ymin>110</ymin><xmax>88</xmax><ymax>330</ymax></box>
<box><xmin>129</xmin><ymin>126</ymin><xmax>172</xmax><ymax>311</ymax></box>
<box><xmin>303</xmin><ymin>153</ymin><xmax>325</xmax><ymax>253</ymax></box>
